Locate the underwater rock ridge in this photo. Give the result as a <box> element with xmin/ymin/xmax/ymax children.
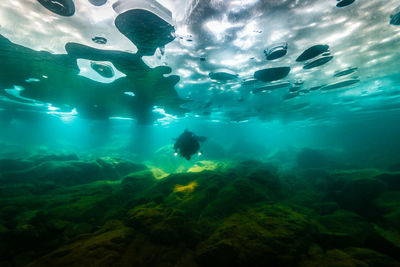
<box><xmin>1</xmin><ymin>157</ymin><xmax>400</xmax><ymax>266</ymax></box>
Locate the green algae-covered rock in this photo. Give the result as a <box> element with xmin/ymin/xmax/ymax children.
<box><xmin>317</xmin><ymin>209</ymin><xmax>400</xmax><ymax>260</ymax></box>
<box><xmin>96</xmin><ymin>157</ymin><xmax>147</xmax><ymax>178</ymax></box>
<box><xmin>296</xmin><ymin>148</ymin><xmax>334</xmax><ymax>169</ymax></box>
<box><xmin>0</xmin><ymin>224</ymin><xmax>8</xmax><ymax>234</ymax></box>
<box><xmin>300</xmin><ymin>168</ymin><xmax>333</xmax><ymax>190</ymax></box>
<box><xmin>0</xmin><ymin>160</ymin><xmax>103</xmax><ymax>186</ymax></box>
<box><xmin>299</xmin><ymin>247</ymin><xmax>365</xmax><ymax>267</ymax></box>
<box><xmin>196</xmin><ymin>204</ymin><xmax>317</xmax><ymax>267</ymax></box>
<box><xmin>375</xmin><ymin>173</ymin><xmax>400</xmax><ymax>190</ymax></box>
<box><xmin>371</xmin><ymin>224</ymin><xmax>400</xmax><ymax>261</ymax></box>
<box><xmin>27</xmin><ymin>220</ymin><xmax>134</xmax><ymax>267</ymax></box>
<box><xmin>0</xmin><ymin>157</ymin><xmax>146</xmax><ymax>187</ymax></box>
<box><xmin>374</xmin><ymin>191</ymin><xmax>400</xmax><ymax>227</ymax></box>
<box><xmin>121</xmin><ymin>170</ymin><xmax>156</xmax><ymax>194</ymax></box>
<box><xmin>311</xmin><ymin>201</ymin><xmax>340</xmax><ymax>215</ymax></box>
<box><xmin>317</xmin><ymin>210</ymin><xmax>375</xmax><ymax>247</ymax></box>
<box><xmin>28</xmin><ymin>154</ymin><xmax>79</xmax><ymax>164</ymax></box>
<box><xmin>0</xmin><ymin>158</ymin><xmax>34</xmax><ymax>173</ymax></box>
<box><xmin>141</xmin><ymin>161</ymin><xmax>281</xmax><ymax>218</ymax></box>
<box><xmin>299</xmin><ymin>246</ymin><xmax>400</xmax><ymax>267</ymax></box>
<box><xmin>345</xmin><ymin>247</ymin><xmax>400</xmax><ymax>267</ymax></box>
<box><xmin>127</xmin><ymin>203</ymin><xmax>198</xmax><ymax>245</ymax></box>
<box><xmin>337</xmin><ymin>178</ymin><xmax>386</xmax><ymax>217</ymax></box>
<box><xmin>2</xmin><ymin>155</ymin><xmax>400</xmax><ymax>266</ymax></box>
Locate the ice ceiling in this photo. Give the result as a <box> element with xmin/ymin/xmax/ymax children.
<box><xmin>1</xmin><ymin>0</ymin><xmax>400</xmax><ymax>124</ymax></box>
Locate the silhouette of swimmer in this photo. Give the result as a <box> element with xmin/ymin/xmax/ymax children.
<box><xmin>174</xmin><ymin>129</ymin><xmax>206</xmax><ymax>160</ymax></box>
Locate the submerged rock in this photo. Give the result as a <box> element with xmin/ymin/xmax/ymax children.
<box><xmin>374</xmin><ymin>191</ymin><xmax>400</xmax><ymax>226</ymax></box>
<box><xmin>317</xmin><ymin>209</ymin><xmax>377</xmax><ymax>248</ymax></box>
<box><xmin>337</xmin><ymin>178</ymin><xmax>386</xmax><ymax>217</ymax></box>
<box><xmin>297</xmin><ymin>148</ymin><xmax>333</xmax><ymax>169</ymax></box>
<box><xmin>29</xmin><ymin>153</ymin><xmax>79</xmax><ymax>164</ymax></box>
<box><xmin>127</xmin><ymin>203</ymin><xmax>197</xmax><ymax>245</ymax></box>
<box><xmin>0</xmin><ymin>157</ymin><xmax>145</xmax><ymax>187</ymax></box>
<box><xmin>121</xmin><ymin>170</ymin><xmax>155</xmax><ymax>194</ymax></box>
<box><xmin>196</xmin><ymin>204</ymin><xmax>318</xmax><ymax>266</ymax></box>
<box><xmin>299</xmin><ymin>246</ymin><xmax>399</xmax><ymax>267</ymax></box>
<box><xmin>96</xmin><ymin>157</ymin><xmax>147</xmax><ymax>178</ymax></box>
<box><xmin>345</xmin><ymin>247</ymin><xmax>400</xmax><ymax>267</ymax></box>
<box><xmin>1</xmin><ymin>155</ymin><xmax>399</xmax><ymax>266</ymax></box>
<box><xmin>0</xmin><ymin>159</ymin><xmax>34</xmax><ymax>173</ymax></box>
<box><xmin>311</xmin><ymin>202</ymin><xmax>340</xmax><ymax>215</ymax></box>
<box><xmin>27</xmin><ymin>220</ymin><xmax>134</xmax><ymax>267</ymax></box>
<box><xmin>375</xmin><ymin>173</ymin><xmax>400</xmax><ymax>190</ymax></box>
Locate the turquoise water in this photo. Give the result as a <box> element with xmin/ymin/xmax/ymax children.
<box><xmin>1</xmin><ymin>0</ymin><xmax>400</xmax><ymax>266</ymax></box>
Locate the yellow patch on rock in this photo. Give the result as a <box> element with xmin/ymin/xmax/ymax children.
<box><xmin>187</xmin><ymin>161</ymin><xmax>219</xmax><ymax>173</ymax></box>
<box><xmin>174</xmin><ymin>181</ymin><xmax>198</xmax><ymax>193</ymax></box>
<box><xmin>150</xmin><ymin>167</ymin><xmax>169</xmax><ymax>179</ymax></box>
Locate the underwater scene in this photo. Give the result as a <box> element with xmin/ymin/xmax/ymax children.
<box><xmin>2</xmin><ymin>0</ymin><xmax>400</xmax><ymax>266</ymax></box>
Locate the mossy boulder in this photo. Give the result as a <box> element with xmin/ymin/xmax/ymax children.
<box><xmin>96</xmin><ymin>157</ymin><xmax>147</xmax><ymax>178</ymax></box>
<box><xmin>337</xmin><ymin>178</ymin><xmax>386</xmax><ymax>217</ymax></box>
<box><xmin>317</xmin><ymin>210</ymin><xmax>400</xmax><ymax>260</ymax></box>
<box><xmin>28</xmin><ymin>153</ymin><xmax>79</xmax><ymax>164</ymax></box>
<box><xmin>370</xmin><ymin>225</ymin><xmax>400</xmax><ymax>261</ymax></box>
<box><xmin>0</xmin><ymin>160</ymin><xmax>103</xmax><ymax>186</ymax></box>
<box><xmin>375</xmin><ymin>173</ymin><xmax>400</xmax><ymax>190</ymax></box>
<box><xmin>0</xmin><ymin>158</ymin><xmax>34</xmax><ymax>173</ymax></box>
<box><xmin>311</xmin><ymin>201</ymin><xmax>340</xmax><ymax>215</ymax></box>
<box><xmin>121</xmin><ymin>170</ymin><xmax>156</xmax><ymax>194</ymax></box>
<box><xmin>317</xmin><ymin>210</ymin><xmax>375</xmax><ymax>248</ymax></box>
<box><xmin>299</xmin><ymin>246</ymin><xmax>399</xmax><ymax>267</ymax></box>
<box><xmin>127</xmin><ymin>203</ymin><xmax>198</xmax><ymax>245</ymax></box>
<box><xmin>296</xmin><ymin>148</ymin><xmax>334</xmax><ymax>169</ymax></box>
<box><xmin>1</xmin><ymin>155</ymin><xmax>400</xmax><ymax>266</ymax></box>
<box><xmin>140</xmin><ymin>163</ymin><xmax>281</xmax><ymax>218</ymax></box>
<box><xmin>27</xmin><ymin>220</ymin><xmax>134</xmax><ymax>267</ymax></box>
<box><xmin>0</xmin><ymin>157</ymin><xmax>146</xmax><ymax>187</ymax></box>
<box><xmin>299</xmin><ymin>247</ymin><xmax>366</xmax><ymax>267</ymax></box>
<box><xmin>300</xmin><ymin>169</ymin><xmax>333</xmax><ymax>190</ymax></box>
<box><xmin>345</xmin><ymin>247</ymin><xmax>400</xmax><ymax>267</ymax></box>
<box><xmin>196</xmin><ymin>204</ymin><xmax>317</xmax><ymax>267</ymax></box>
<box><xmin>374</xmin><ymin>191</ymin><xmax>400</xmax><ymax>227</ymax></box>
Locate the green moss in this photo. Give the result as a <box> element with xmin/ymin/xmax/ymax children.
<box><xmin>346</xmin><ymin>247</ymin><xmax>400</xmax><ymax>267</ymax></box>
<box><xmin>299</xmin><ymin>248</ymin><xmax>367</xmax><ymax>267</ymax></box>
<box><xmin>196</xmin><ymin>204</ymin><xmax>317</xmax><ymax>266</ymax></box>
<box><xmin>1</xmin><ymin>157</ymin><xmax>400</xmax><ymax>266</ymax></box>
<box><xmin>27</xmin><ymin>220</ymin><xmax>134</xmax><ymax>267</ymax></box>
<box><xmin>300</xmin><ymin>246</ymin><xmax>400</xmax><ymax>267</ymax></box>
<box><xmin>316</xmin><ymin>210</ymin><xmax>374</xmax><ymax>247</ymax></box>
